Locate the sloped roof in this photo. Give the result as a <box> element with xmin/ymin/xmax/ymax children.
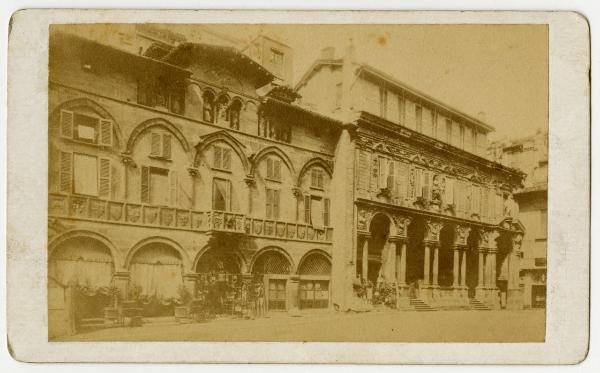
<box><xmin>295</xmin><ymin>59</ymin><xmax>495</xmax><ymax>133</ymax></box>
<box><xmin>162</xmin><ymin>42</ymin><xmax>275</xmax><ymax>88</ymax></box>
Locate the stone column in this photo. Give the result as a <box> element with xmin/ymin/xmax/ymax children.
<box><xmin>121</xmin><ymin>155</ymin><xmax>136</xmax><ymax>201</ymax></box>
<box><xmin>112</xmin><ymin>271</ymin><xmax>130</xmax><ymax>302</ymax></box>
<box><xmin>432</xmin><ymin>244</ymin><xmax>440</xmax><ymax>286</ymax></box>
<box><xmin>507</xmin><ymin>233</ymin><xmax>524</xmax><ymax>310</ymax></box>
<box><xmin>460</xmin><ymin>249</ymin><xmax>468</xmax><ymax>299</ymax></box>
<box><xmin>477</xmin><ymin>249</ymin><xmax>485</xmax><ymax>288</ymax></box>
<box><xmin>423</xmin><ymin>243</ymin><xmax>431</xmax><ymax>285</ymax></box>
<box><xmin>287</xmin><ymin>275</ymin><xmax>301</xmax><ymax>315</ymax></box>
<box><xmin>361</xmin><ymin>235</ymin><xmax>369</xmax><ymax>281</ymax></box>
<box><xmin>387</xmin><ymin>238</ymin><xmax>397</xmax><ymax>282</ymax></box>
<box><xmin>452</xmin><ymin>246</ymin><xmax>460</xmax><ymax>287</ymax></box>
<box><xmin>397</xmin><ymin>240</ymin><xmax>407</xmax><ymax>286</ymax></box>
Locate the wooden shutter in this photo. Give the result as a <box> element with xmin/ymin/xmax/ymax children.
<box><xmin>273</xmin><ymin>190</ymin><xmax>280</xmax><ymax>220</ymax></box>
<box><xmin>304</xmin><ymin>195</ymin><xmax>311</xmax><ymax>224</ymax></box>
<box><xmin>266</xmin><ymin>158</ymin><xmax>274</xmax><ymax>179</ymax></box>
<box><xmin>213</xmin><ymin>146</ymin><xmax>222</xmax><ymax>169</ymax></box>
<box><xmin>98</xmin><ymin>158</ymin><xmax>111</xmax><ymax>198</ymax></box>
<box><xmin>323</xmin><ymin>198</ymin><xmax>330</xmax><ymax>226</ymax></box>
<box><xmin>222</xmin><ymin>148</ymin><xmax>231</xmax><ymax>170</ymax></box>
<box><xmin>378</xmin><ymin>157</ymin><xmax>387</xmax><ymax>189</ymax></box>
<box><xmin>415</xmin><ymin>168</ymin><xmax>422</xmax><ymax>197</ymax></box>
<box><xmin>422</xmin><ymin>171</ymin><xmax>430</xmax><ymax>200</ymax></box>
<box><xmin>266</xmin><ymin>189</ymin><xmax>273</xmax><ymax>219</ymax></box>
<box><xmin>162</xmin><ymin>133</ymin><xmax>172</xmax><ymax>159</ymax></box>
<box><xmin>169</xmin><ymin>170</ymin><xmax>178</xmax><ymax>206</ymax></box>
<box><xmin>274</xmin><ymin>159</ymin><xmax>281</xmax><ymax>180</ymax></box>
<box><xmin>99</xmin><ymin>119</ymin><xmax>113</xmax><ymax>147</ymax></box>
<box><xmin>141</xmin><ymin>166</ymin><xmax>150</xmax><ymax>203</ymax></box>
<box><xmin>60</xmin><ymin>110</ymin><xmax>74</xmax><ymax>139</ymax></box>
<box><xmin>357</xmin><ymin>150</ymin><xmax>369</xmax><ymax>193</ymax></box>
<box><xmin>59</xmin><ymin>151</ymin><xmax>72</xmax><ymax>193</ymax></box>
<box><xmin>150</xmin><ymin>132</ymin><xmax>161</xmax><ymax>156</ymax></box>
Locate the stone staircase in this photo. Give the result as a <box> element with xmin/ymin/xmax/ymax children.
<box><xmin>468</xmin><ymin>298</ymin><xmax>492</xmax><ymax>311</ymax></box>
<box><xmin>409</xmin><ymin>298</ymin><xmax>437</xmax><ymax>312</ymax></box>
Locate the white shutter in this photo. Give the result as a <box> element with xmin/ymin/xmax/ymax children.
<box><xmin>98</xmin><ymin>158</ymin><xmax>111</xmax><ymax>198</ymax></box>
<box><xmin>169</xmin><ymin>170</ymin><xmax>178</xmax><ymax>206</ymax></box>
<box><xmin>141</xmin><ymin>166</ymin><xmax>150</xmax><ymax>203</ymax></box>
<box><xmin>60</xmin><ymin>110</ymin><xmax>74</xmax><ymax>139</ymax></box>
<box><xmin>99</xmin><ymin>119</ymin><xmax>113</xmax><ymax>147</ymax></box>
<box><xmin>59</xmin><ymin>151</ymin><xmax>72</xmax><ymax>193</ymax></box>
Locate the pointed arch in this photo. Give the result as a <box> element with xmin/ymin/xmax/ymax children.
<box><xmin>194</xmin><ymin>130</ymin><xmax>250</xmax><ymax>173</ymax></box>
<box><xmin>250</xmin><ymin>145</ymin><xmax>297</xmax><ymax>180</ymax></box>
<box><xmin>297</xmin><ymin>157</ymin><xmax>333</xmax><ymax>187</ymax></box>
<box><xmin>125</xmin><ymin>236</ymin><xmax>192</xmax><ymax>272</ymax></box>
<box><xmin>125</xmin><ymin>118</ymin><xmax>190</xmax><ymax>155</ymax></box>
<box><xmin>49</xmin><ymin>98</ymin><xmax>124</xmax><ymax>149</ymax></box>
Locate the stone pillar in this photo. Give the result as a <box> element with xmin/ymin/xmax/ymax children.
<box><xmin>507</xmin><ymin>233</ymin><xmax>524</xmax><ymax>310</ymax></box>
<box><xmin>397</xmin><ymin>240</ymin><xmax>407</xmax><ymax>286</ymax></box>
<box><xmin>387</xmin><ymin>238</ymin><xmax>397</xmax><ymax>282</ymax></box>
<box><xmin>477</xmin><ymin>250</ymin><xmax>484</xmax><ymax>288</ymax></box>
<box><xmin>287</xmin><ymin>275</ymin><xmax>301</xmax><ymax>315</ymax></box>
<box><xmin>112</xmin><ymin>271</ymin><xmax>130</xmax><ymax>302</ymax></box>
<box><xmin>452</xmin><ymin>247</ymin><xmax>460</xmax><ymax>287</ymax></box>
<box><xmin>490</xmin><ymin>252</ymin><xmax>497</xmax><ymax>288</ymax></box>
<box><xmin>361</xmin><ymin>235</ymin><xmax>369</xmax><ymax>281</ymax></box>
<box><xmin>423</xmin><ymin>243</ymin><xmax>431</xmax><ymax>285</ymax></box>
<box><xmin>460</xmin><ymin>250</ymin><xmax>467</xmax><ymax>287</ymax></box>
<box><xmin>432</xmin><ymin>245</ymin><xmax>439</xmax><ymax>286</ymax></box>
<box><xmin>182</xmin><ymin>273</ymin><xmax>198</xmax><ymax>298</ymax></box>
<box><xmin>121</xmin><ymin>155</ymin><xmax>135</xmax><ymax>200</ymax></box>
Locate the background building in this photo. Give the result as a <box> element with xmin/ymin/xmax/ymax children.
<box><xmin>488</xmin><ymin>129</ymin><xmax>548</xmax><ymax>308</ymax></box>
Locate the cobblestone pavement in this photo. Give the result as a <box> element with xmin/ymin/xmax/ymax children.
<box><xmin>59</xmin><ymin>308</ymin><xmax>545</xmax><ymax>342</ymax></box>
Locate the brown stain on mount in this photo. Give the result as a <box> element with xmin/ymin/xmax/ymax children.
<box><xmin>377</xmin><ymin>35</ymin><xmax>387</xmax><ymax>46</ymax></box>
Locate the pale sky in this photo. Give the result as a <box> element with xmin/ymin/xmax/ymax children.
<box><xmin>192</xmin><ymin>24</ymin><xmax>549</xmax><ymax>141</ymax></box>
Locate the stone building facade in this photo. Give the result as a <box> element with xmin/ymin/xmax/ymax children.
<box><xmin>48</xmin><ymin>25</ymin><xmax>339</xmax><ymax>331</ymax></box>
<box><xmin>488</xmin><ymin>129</ymin><xmax>548</xmax><ymax>308</ymax></box>
<box><xmin>296</xmin><ymin>45</ymin><xmax>526</xmax><ymax>310</ymax></box>
<box><xmin>47</xmin><ymin>26</ymin><xmax>527</xmax><ymax>334</ymax></box>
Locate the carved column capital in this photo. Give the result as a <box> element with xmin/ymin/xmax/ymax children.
<box><xmin>121</xmin><ymin>153</ymin><xmax>136</xmax><ymax>168</ymax></box>
<box><xmin>391</xmin><ymin>213</ymin><xmax>413</xmax><ymax>238</ymax></box>
<box><xmin>453</xmin><ymin>224</ymin><xmax>471</xmax><ymax>247</ymax></box>
<box><xmin>244</xmin><ymin>174</ymin><xmax>256</xmax><ymax>187</ymax></box>
<box><xmin>477</xmin><ymin>227</ymin><xmax>500</xmax><ymax>250</ymax></box>
<box><xmin>424</xmin><ymin>218</ymin><xmax>444</xmax><ymax>243</ymax></box>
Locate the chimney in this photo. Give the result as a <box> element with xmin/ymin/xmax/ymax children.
<box><xmin>321</xmin><ymin>46</ymin><xmax>335</xmax><ymax>60</ymax></box>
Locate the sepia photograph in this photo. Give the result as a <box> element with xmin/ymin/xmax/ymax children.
<box><xmin>5</xmin><ymin>9</ymin><xmax>590</xmax><ymax>364</ymax></box>
<box><xmin>46</xmin><ymin>22</ymin><xmax>547</xmax><ymax>342</ymax></box>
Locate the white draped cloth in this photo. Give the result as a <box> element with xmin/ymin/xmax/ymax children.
<box><xmin>130</xmin><ymin>262</ymin><xmax>183</xmax><ymax>299</ymax></box>
<box><xmin>49</xmin><ymin>259</ymin><xmax>113</xmax><ymax>288</ymax></box>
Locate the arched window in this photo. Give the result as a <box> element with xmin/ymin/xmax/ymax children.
<box><xmin>229</xmin><ymin>99</ymin><xmax>242</xmax><ymax>130</ymax></box>
<box><xmin>202</xmin><ymin>91</ymin><xmax>215</xmax><ymax>123</ymax></box>
<box><xmin>215</xmin><ymin>95</ymin><xmax>230</xmax><ymax>125</ymax></box>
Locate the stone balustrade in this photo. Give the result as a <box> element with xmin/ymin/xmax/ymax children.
<box><xmin>48</xmin><ymin>193</ymin><xmax>332</xmax><ymax>243</ymax></box>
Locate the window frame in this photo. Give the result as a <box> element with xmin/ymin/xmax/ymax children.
<box><xmin>212</xmin><ymin>145</ymin><xmax>232</xmax><ymax>172</ymax></box>
<box><xmin>310</xmin><ymin>168</ymin><xmax>325</xmax><ymax>190</ymax></box>
<box><xmin>212</xmin><ymin>177</ymin><xmax>232</xmax><ymax>212</ymax></box>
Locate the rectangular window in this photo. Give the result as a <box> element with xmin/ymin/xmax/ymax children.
<box><xmin>137</xmin><ymin>79</ymin><xmax>185</xmax><ymax>115</ymax></box>
<box><xmin>304</xmin><ymin>195</ymin><xmax>311</xmax><ymax>224</ymax></box>
<box><xmin>323</xmin><ymin>198</ymin><xmax>330</xmax><ymax>226</ymax></box>
<box><xmin>270</xmin><ymin>48</ymin><xmax>284</xmax><ymax>66</ymax></box>
<box><xmin>266</xmin><ymin>188</ymin><xmax>280</xmax><ymax>220</ymax></box>
<box><xmin>150</xmin><ymin>132</ymin><xmax>172</xmax><ymax>159</ymax></box>
<box><xmin>311</xmin><ymin>196</ymin><xmax>325</xmax><ymax>228</ymax></box>
<box><xmin>212</xmin><ymin>178</ymin><xmax>231</xmax><ymax>211</ymax></box>
<box><xmin>266</xmin><ymin>158</ymin><xmax>282</xmax><ymax>181</ymax></box>
<box><xmin>414</xmin><ymin>168</ymin><xmax>423</xmax><ymax>198</ymax></box>
<box><xmin>149</xmin><ymin>168</ymin><xmax>169</xmax><ymax>206</ymax></box>
<box><xmin>415</xmin><ymin>105</ymin><xmax>423</xmax><ymax>132</ymax></box>
<box><xmin>73</xmin><ymin>153</ymin><xmax>99</xmax><ymax>196</ymax></box>
<box><xmin>60</xmin><ymin>110</ymin><xmax>113</xmax><ymax>147</ymax></box>
<box><xmin>213</xmin><ymin>146</ymin><xmax>232</xmax><ymax>171</ymax></box>
<box><xmin>422</xmin><ymin>171</ymin><xmax>430</xmax><ymax>200</ymax></box>
<box><xmin>379</xmin><ymin>87</ymin><xmax>388</xmax><ymax>118</ymax></box>
<box><xmin>311</xmin><ymin>168</ymin><xmax>324</xmax><ymax>189</ymax></box>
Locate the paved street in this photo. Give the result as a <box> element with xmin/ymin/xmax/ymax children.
<box><xmin>58</xmin><ymin>309</ymin><xmax>545</xmax><ymax>342</ymax></box>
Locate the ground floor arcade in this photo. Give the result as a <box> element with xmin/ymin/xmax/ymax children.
<box><xmin>354</xmin><ymin>203</ymin><xmax>525</xmax><ymax>310</ymax></box>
